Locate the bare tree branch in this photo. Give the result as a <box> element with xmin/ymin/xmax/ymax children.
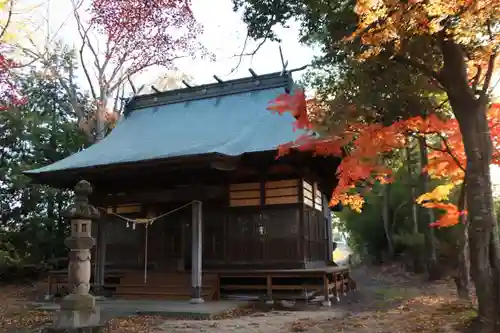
<box><xmin>471</xmin><ymin>64</ymin><xmax>482</xmax><ymax>91</ymax></box>
<box><xmin>391</xmin><ymin>54</ymin><xmax>446</xmax><ymax>89</ymax></box>
<box><xmin>108</xmin><ymin>54</ymin><xmax>190</xmax><ymax>94</ymax></box>
<box><xmin>228</xmin><ymin>29</ymin><xmax>269</xmax><ymax>75</ymax></box>
<box><xmin>127</xmin><ymin>75</ymin><xmax>137</xmax><ymax>95</ymax></box>
<box><xmin>0</xmin><ymin>0</ymin><xmax>14</xmax><ymax>41</ymax></box>
<box><xmin>71</xmin><ymin>0</ymin><xmax>98</xmax><ymax>100</ymax></box>
<box><xmin>481</xmin><ymin>50</ymin><xmax>498</xmax><ymax>97</ymax></box>
<box><xmin>438</xmin><ymin>132</ymin><xmax>465</xmax><ymax>171</ymax></box>
<box><xmin>112</xmin><ymin>83</ymin><xmax>122</xmax><ymax>112</ymax></box>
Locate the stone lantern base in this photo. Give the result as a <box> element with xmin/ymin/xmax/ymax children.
<box><xmin>43</xmin><ymin>306</ymin><xmax>103</xmax><ymax>333</ymax></box>
<box><xmin>43</xmin><ymin>294</ymin><xmax>103</xmax><ymax>333</ymax></box>
<box><xmin>53</xmin><ymin>308</ymin><xmax>101</xmax><ymax>328</ymax></box>
<box><xmin>43</xmin><ymin>324</ymin><xmax>105</xmax><ymax>333</ymax></box>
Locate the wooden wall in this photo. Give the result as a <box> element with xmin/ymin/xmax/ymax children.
<box><xmin>95</xmin><ymin>217</ymin><xmax>142</xmax><ymax>270</ymax></box>
<box><xmin>228</xmin><ymin>179</ymin><xmax>323</xmax><ymax>211</ymax></box>
<box><xmin>97</xmin><ymin>177</ymin><xmax>331</xmax><ymax>271</ymax></box>
<box><xmin>303</xmin><ymin>206</ymin><xmax>326</xmax><ymax>262</ymax></box>
<box><xmin>216</xmin><ymin>178</ymin><xmax>327</xmax><ymax>268</ymax></box>
<box><xmin>224</xmin><ymin>206</ymin><xmax>301</xmax><ymax>267</ymax></box>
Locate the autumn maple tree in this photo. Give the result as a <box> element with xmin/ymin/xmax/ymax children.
<box><xmin>267</xmin><ymin>85</ymin><xmax>499</xmax><ymax>302</ymax></box>
<box><xmin>263</xmin><ymin>0</ymin><xmax>500</xmax><ymax>329</ymax></box>
<box><xmin>0</xmin><ymin>0</ymin><xmax>25</xmax><ymax>111</ymax></box>
<box><xmin>268</xmin><ymin>91</ymin><xmax>472</xmax><ymax>225</ymax></box>
<box><xmin>348</xmin><ymin>2</ymin><xmax>499</xmax><ymax>330</ymax></box>
<box><xmin>0</xmin><ymin>52</ymin><xmax>25</xmax><ymax>111</ymax></box>
<box><xmin>35</xmin><ymin>0</ymin><xmax>206</xmax><ymax>142</ymax></box>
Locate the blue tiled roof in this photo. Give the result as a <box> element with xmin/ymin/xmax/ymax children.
<box><xmin>26</xmin><ymin>73</ymin><xmax>306</xmax><ymax>175</ymax></box>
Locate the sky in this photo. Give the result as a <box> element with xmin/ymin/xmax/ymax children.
<box><xmin>19</xmin><ymin>0</ymin><xmax>314</xmax><ymax>87</ymax></box>
<box><xmin>10</xmin><ymin>0</ymin><xmax>500</xmax><ymax>191</ymax></box>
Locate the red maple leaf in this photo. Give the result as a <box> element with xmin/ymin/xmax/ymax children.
<box><xmin>90</xmin><ymin>0</ymin><xmax>206</xmax><ymax>73</ymax></box>
<box><xmin>0</xmin><ymin>51</ymin><xmax>25</xmax><ymax>111</ymax></box>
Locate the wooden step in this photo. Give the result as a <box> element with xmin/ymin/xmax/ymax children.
<box><xmin>119</xmin><ymin>276</ymin><xmax>217</xmax><ymax>285</ymax></box>
<box><xmin>120</xmin><ymin>273</ymin><xmax>190</xmax><ymax>276</ymax></box>
<box><xmin>108</xmin><ymin>271</ymin><xmax>219</xmax><ymax>300</ymax></box>
<box><xmin>114</xmin><ymin>288</ymin><xmax>215</xmax><ymax>299</ymax></box>
<box><xmin>220</xmin><ymin>284</ymin><xmax>324</xmax><ymax>290</ymax></box>
<box><xmin>121</xmin><ymin>272</ymin><xmax>217</xmax><ymax>277</ymax></box>
<box><xmin>121</xmin><ymin>271</ymin><xmax>216</xmax><ymax>275</ymax></box>
<box><xmin>121</xmin><ymin>273</ymin><xmax>217</xmax><ymax>279</ymax></box>
<box><xmin>114</xmin><ymin>290</ymin><xmax>214</xmax><ymax>300</ymax></box>
<box><xmin>115</xmin><ymin>285</ymin><xmax>215</xmax><ymax>294</ymax></box>
<box><xmin>119</xmin><ymin>279</ymin><xmax>217</xmax><ymax>286</ymax></box>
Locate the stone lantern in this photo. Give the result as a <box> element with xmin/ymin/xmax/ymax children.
<box><xmin>47</xmin><ymin>180</ymin><xmax>103</xmax><ymax>332</ymax></box>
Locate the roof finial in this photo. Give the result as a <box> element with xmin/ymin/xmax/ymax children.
<box><xmin>248</xmin><ymin>68</ymin><xmax>258</xmax><ymax>77</ymax></box>
<box><xmin>182</xmin><ymin>80</ymin><xmax>193</xmax><ymax>88</ymax></box>
<box><xmin>279</xmin><ymin>45</ymin><xmax>289</xmax><ymax>76</ymax></box>
<box><xmin>213</xmin><ymin>75</ymin><xmax>224</xmax><ymax>83</ymax></box>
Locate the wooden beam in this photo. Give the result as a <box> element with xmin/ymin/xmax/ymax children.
<box><xmin>100</xmin><ymin>185</ymin><xmax>226</xmax><ymax>205</ymax></box>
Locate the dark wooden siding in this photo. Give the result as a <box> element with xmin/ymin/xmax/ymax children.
<box><xmin>203</xmin><ymin>209</ymin><xmax>226</xmax><ymax>264</ymax></box>
<box><xmin>104</xmin><ymin>218</ymin><xmax>141</xmax><ymax>269</ymax></box>
<box><xmin>227</xmin><ymin>208</ymin><xmax>265</xmax><ymax>264</ymax></box>
<box><xmin>303</xmin><ymin>206</ymin><xmax>327</xmax><ymax>262</ymax></box>
<box><xmin>100</xmin><ymin>203</ymin><xmax>330</xmax><ymax>270</ymax></box>
<box><xmin>223</xmin><ymin>205</ymin><xmax>301</xmax><ymax>268</ymax></box>
<box><xmin>263</xmin><ymin>207</ymin><xmax>300</xmax><ymax>262</ymax></box>
<box><xmin>146</xmin><ymin>209</ymin><xmax>186</xmax><ymax>271</ymax></box>
<box><xmin>96</xmin><ymin>169</ymin><xmax>333</xmax><ymax>270</ymax></box>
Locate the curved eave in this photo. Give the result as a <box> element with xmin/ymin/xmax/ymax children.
<box><xmin>23</xmin><ymin>152</ymin><xmax>242</xmax><ymax>188</ymax></box>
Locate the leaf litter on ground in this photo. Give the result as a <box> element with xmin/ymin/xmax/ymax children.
<box><xmin>0</xmin><ymin>265</ymin><xmax>478</xmax><ymax>333</ymax></box>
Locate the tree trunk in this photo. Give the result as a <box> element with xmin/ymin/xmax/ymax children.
<box><xmin>405</xmin><ymin>140</ymin><xmax>419</xmax><ymax>234</ymax></box>
<box><xmin>382</xmin><ymin>184</ymin><xmax>394</xmax><ymax>259</ymax></box>
<box><xmin>454</xmin><ymin>103</ymin><xmax>500</xmax><ymax>332</ymax></box>
<box><xmin>454</xmin><ymin>180</ymin><xmax>471</xmax><ymax>300</ymax></box>
<box><xmin>440</xmin><ymin>37</ymin><xmax>500</xmax><ymax>333</ymax></box>
<box><xmin>417</xmin><ymin>136</ymin><xmax>440</xmax><ymax>280</ymax></box>
<box><xmin>95</xmin><ymin>97</ymin><xmax>107</xmax><ymax>142</ymax></box>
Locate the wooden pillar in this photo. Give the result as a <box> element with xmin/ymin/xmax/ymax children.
<box><xmin>298</xmin><ymin>178</ymin><xmax>306</xmax><ymax>265</ymax></box>
<box><xmin>190</xmin><ymin>200</ymin><xmax>204</xmax><ymax>304</ymax></box>
<box><xmin>95</xmin><ymin>220</ymin><xmax>107</xmax><ymax>291</ymax></box>
<box><xmin>324</xmin><ymin>195</ymin><xmax>333</xmax><ymax>263</ymax></box>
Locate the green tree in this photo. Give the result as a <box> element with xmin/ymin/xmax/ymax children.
<box><xmin>0</xmin><ymin>47</ymin><xmax>87</xmax><ymax>269</ymax></box>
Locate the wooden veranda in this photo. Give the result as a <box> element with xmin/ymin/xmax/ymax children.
<box><xmin>45</xmin><ymin>266</ymin><xmax>353</xmax><ymax>303</ymax></box>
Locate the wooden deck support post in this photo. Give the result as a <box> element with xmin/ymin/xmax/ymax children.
<box><xmin>322</xmin><ymin>273</ymin><xmax>331</xmax><ymax>306</ymax></box>
<box><xmin>190</xmin><ymin>200</ymin><xmax>204</xmax><ymax>304</ymax></box>
<box><xmin>265</xmin><ymin>275</ymin><xmax>274</xmax><ymax>304</ymax></box>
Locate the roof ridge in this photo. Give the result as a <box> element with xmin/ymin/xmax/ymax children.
<box><xmin>124</xmin><ymin>71</ymin><xmax>293</xmax><ymax>116</ymax></box>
